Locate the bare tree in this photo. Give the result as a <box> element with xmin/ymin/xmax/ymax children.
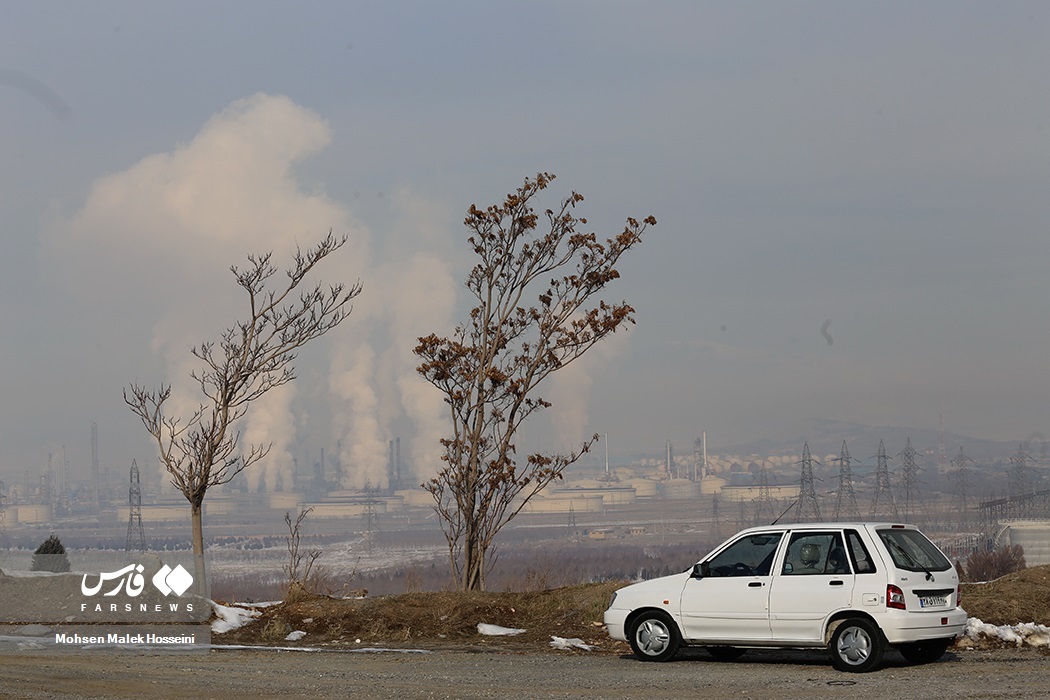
<box><xmin>415</xmin><ymin>173</ymin><xmax>655</xmax><ymax>591</ymax></box>
<box><xmin>125</xmin><ymin>232</ymin><xmax>360</xmax><ymax>593</ymax></box>
<box><xmin>284</xmin><ymin>507</ymin><xmax>322</xmax><ymax>601</ymax></box>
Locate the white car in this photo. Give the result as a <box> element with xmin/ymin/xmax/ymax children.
<box><xmin>604</xmin><ymin>522</ymin><xmax>966</xmax><ymax>672</ymax></box>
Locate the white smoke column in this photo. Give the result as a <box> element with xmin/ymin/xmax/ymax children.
<box><xmin>388</xmin><ymin>255</ymin><xmax>457</xmax><ymax>485</ymax></box>
<box><xmin>397</xmin><ymin>373</ymin><xmax>448</xmax><ymax>486</ymax></box>
<box><xmin>363</xmin><ymin>187</ymin><xmax>459</xmax><ymax>488</ymax></box>
<box><xmin>546</xmin><ymin>325</ymin><xmax>631</xmax><ymax>452</ymax></box>
<box><xmin>331</xmin><ymin>344</ymin><xmax>389</xmax><ymax>490</ymax></box>
<box><xmin>53</xmin><ymin>93</ymin><xmax>363</xmax><ymax>493</ymax></box>
<box><xmin>241</xmin><ymin>383</ymin><xmax>297</xmax><ymax>492</ymax></box>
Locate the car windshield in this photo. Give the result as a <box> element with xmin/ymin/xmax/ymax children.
<box><xmin>876</xmin><ymin>529</ymin><xmax>951</xmax><ymax>573</ymax></box>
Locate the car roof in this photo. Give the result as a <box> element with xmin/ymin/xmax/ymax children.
<box><xmin>736</xmin><ymin>521</ymin><xmax>918</xmax><ymax>534</ymax></box>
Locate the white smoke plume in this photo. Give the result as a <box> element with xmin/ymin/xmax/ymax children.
<box><xmin>330</xmin><ymin>344</ymin><xmax>389</xmax><ymax>490</ymax></box>
<box><xmin>545</xmin><ymin>323</ymin><xmax>631</xmax><ymax>452</ymax></box>
<box><xmin>48</xmin><ymin>93</ymin><xmax>624</xmax><ymax>497</ymax></box>
<box><xmin>241</xmin><ymin>383</ymin><xmax>297</xmax><ymax>492</ymax></box>
<box><xmin>51</xmin><ymin>94</ymin><xmax>363</xmax><ymax>494</ymax></box>
<box><xmin>381</xmin><ymin>252</ymin><xmax>457</xmax><ymax>485</ymax></box>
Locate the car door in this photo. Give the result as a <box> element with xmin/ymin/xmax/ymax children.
<box><xmin>678</xmin><ymin>531</ymin><xmax>783</xmax><ymax>642</ymax></box>
<box><xmin>767</xmin><ymin>530</ymin><xmax>856</xmax><ymax>641</ymax></box>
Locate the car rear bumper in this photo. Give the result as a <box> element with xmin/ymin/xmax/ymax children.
<box><xmin>880</xmin><ymin>607</ymin><xmax>968</xmax><ymax>644</ymax></box>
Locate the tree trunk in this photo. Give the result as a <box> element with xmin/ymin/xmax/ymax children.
<box><xmin>462</xmin><ymin>517</ymin><xmax>484</xmax><ymax>591</ymax></box>
<box><xmin>190</xmin><ymin>500</ymin><xmax>209</xmax><ymax>598</ymax></box>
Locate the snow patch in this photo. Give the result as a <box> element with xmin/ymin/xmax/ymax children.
<box><xmin>963</xmin><ymin>618</ymin><xmax>1050</xmax><ymax>648</ymax></box>
<box><xmin>284</xmin><ymin>630</ymin><xmax>307</xmax><ymax>641</ymax></box>
<box><xmin>210</xmin><ymin>601</ymin><xmax>262</xmax><ymax>634</ymax></box>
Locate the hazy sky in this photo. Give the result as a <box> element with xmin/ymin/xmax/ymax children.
<box><xmin>2</xmin><ymin>2</ymin><xmax>1049</xmax><ymax>490</ymax></box>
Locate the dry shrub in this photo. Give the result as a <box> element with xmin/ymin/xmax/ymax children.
<box><xmin>284</xmin><ymin>580</ymin><xmax>310</xmax><ymax>604</ymax></box>
<box><xmin>260</xmin><ymin>617</ymin><xmax>292</xmax><ymax>643</ymax></box>
<box><xmin>963</xmin><ymin>545</ymin><xmax>1026</xmax><ymax>582</ymax></box>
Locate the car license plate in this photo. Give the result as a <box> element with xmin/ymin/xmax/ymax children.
<box><xmin>919</xmin><ymin>595</ymin><xmax>947</xmax><ymax>608</ymax></box>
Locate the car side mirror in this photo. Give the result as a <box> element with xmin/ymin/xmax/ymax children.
<box><xmin>692</xmin><ymin>562</ymin><xmax>708</xmax><ymax>579</ymax></box>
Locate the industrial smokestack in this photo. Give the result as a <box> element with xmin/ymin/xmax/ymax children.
<box><xmin>703</xmin><ymin>432</ymin><xmax>708</xmax><ymax>478</ymax></box>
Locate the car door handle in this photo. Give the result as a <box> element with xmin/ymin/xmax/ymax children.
<box><xmin>748</xmin><ymin>581</ymin><xmax>764</xmax><ymax>588</ymax></box>
<box><xmin>829</xmin><ymin>580</ymin><xmax>844</xmax><ymax>586</ymax></box>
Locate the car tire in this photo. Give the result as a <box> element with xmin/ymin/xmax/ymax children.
<box><xmin>706</xmin><ymin>646</ymin><xmax>746</xmax><ymax>661</ymax></box>
<box><xmin>829</xmin><ymin>618</ymin><xmax>885</xmax><ymax>673</ymax></box>
<box><xmin>627</xmin><ymin>610</ymin><xmax>680</xmax><ymax>662</ymax></box>
<box><xmin>897</xmin><ymin>639</ymin><xmax>949</xmax><ymax>665</ymax></box>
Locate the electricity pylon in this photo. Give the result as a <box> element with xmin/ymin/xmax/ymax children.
<box><xmin>796</xmin><ymin>442</ymin><xmax>822</xmax><ymax>522</ymax></box>
<box><xmin>833</xmin><ymin>441</ymin><xmax>860</xmax><ymax>520</ymax></box>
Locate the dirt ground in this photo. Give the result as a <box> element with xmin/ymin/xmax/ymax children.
<box><xmin>1</xmin><ymin>645</ymin><xmax>1049</xmax><ymax>700</ymax></box>
<box><xmin>2</xmin><ymin>566</ymin><xmax>1049</xmax><ymax>699</ymax></box>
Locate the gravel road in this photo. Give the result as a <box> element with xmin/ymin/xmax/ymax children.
<box><xmin>1</xmin><ymin>646</ymin><xmax>1047</xmax><ymax>700</ymax></box>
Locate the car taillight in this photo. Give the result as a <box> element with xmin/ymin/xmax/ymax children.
<box><xmin>887</xmin><ymin>584</ymin><xmax>906</xmax><ymax>610</ymax></box>
<box><xmin>956</xmin><ymin>586</ymin><xmax>961</xmax><ymax>606</ymax></box>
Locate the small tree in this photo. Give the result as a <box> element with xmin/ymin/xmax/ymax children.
<box><xmin>415</xmin><ymin>172</ymin><xmax>655</xmax><ymax>591</ymax></box>
<box><xmin>32</xmin><ymin>534</ymin><xmax>70</xmax><ymax>573</ymax></box>
<box><xmin>283</xmin><ymin>507</ymin><xmax>322</xmax><ymax>601</ymax></box>
<box><xmin>125</xmin><ymin>232</ymin><xmax>360</xmax><ymax>594</ymax></box>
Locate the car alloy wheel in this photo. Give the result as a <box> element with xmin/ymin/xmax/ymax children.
<box><xmin>830</xmin><ymin>618</ymin><xmax>884</xmax><ymax>673</ymax></box>
<box><xmin>628</xmin><ymin>611</ymin><xmax>680</xmax><ymax>662</ymax></box>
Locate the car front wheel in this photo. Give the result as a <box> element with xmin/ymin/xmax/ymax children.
<box><xmin>829</xmin><ymin>618</ymin><xmax>885</xmax><ymax>673</ymax></box>
<box><xmin>627</xmin><ymin>610</ymin><xmax>680</xmax><ymax>662</ymax></box>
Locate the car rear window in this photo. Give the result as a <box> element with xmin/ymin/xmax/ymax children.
<box><xmin>876</xmin><ymin>528</ymin><xmax>951</xmax><ymax>572</ymax></box>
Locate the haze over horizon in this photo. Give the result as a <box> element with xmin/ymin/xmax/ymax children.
<box><xmin>2</xmin><ymin>3</ymin><xmax>1049</xmax><ymax>491</ymax></box>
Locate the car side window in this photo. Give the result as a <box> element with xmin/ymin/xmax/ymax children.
<box><xmin>846</xmin><ymin>530</ymin><xmax>876</xmax><ymax>574</ymax></box>
<box><xmin>706</xmin><ymin>533</ymin><xmax>783</xmax><ymax>577</ymax></box>
<box><xmin>781</xmin><ymin>532</ymin><xmax>849</xmax><ymax>575</ymax></box>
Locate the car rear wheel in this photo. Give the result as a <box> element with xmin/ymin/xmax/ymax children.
<box><xmin>829</xmin><ymin>618</ymin><xmax>884</xmax><ymax>673</ymax></box>
<box><xmin>897</xmin><ymin>639</ymin><xmax>949</xmax><ymax>665</ymax></box>
<box><xmin>627</xmin><ymin>610</ymin><xmax>680</xmax><ymax>662</ymax></box>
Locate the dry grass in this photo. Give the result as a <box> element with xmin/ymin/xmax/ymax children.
<box><xmin>960</xmin><ymin>565</ymin><xmax>1050</xmax><ymax>626</ymax></box>
<box><xmin>216</xmin><ymin>580</ymin><xmax>627</xmax><ymax>651</ymax></box>
<box><xmin>215</xmin><ymin>565</ymin><xmax>1050</xmax><ymax>653</ymax></box>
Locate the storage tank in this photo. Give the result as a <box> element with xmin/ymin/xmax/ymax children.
<box><xmin>395</xmin><ymin>488</ymin><xmax>434</xmax><ymax>507</ymax></box>
<box><xmin>267</xmin><ymin>492</ymin><xmax>303</xmax><ymax>510</ymax></box>
<box><xmin>1005</xmin><ymin>521</ymin><xmax>1050</xmax><ymax>566</ymax></box>
<box><xmin>11</xmin><ymin>504</ymin><xmax>51</xmax><ymax>524</ymax></box>
<box><xmin>660</xmin><ymin>478</ymin><xmax>701</xmax><ymax>499</ymax></box>
<box><xmin>523</xmin><ymin>494</ymin><xmax>604</xmax><ymax>513</ymax></box>
<box><xmin>625</xmin><ymin>478</ymin><xmax>660</xmax><ymax>498</ymax></box>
